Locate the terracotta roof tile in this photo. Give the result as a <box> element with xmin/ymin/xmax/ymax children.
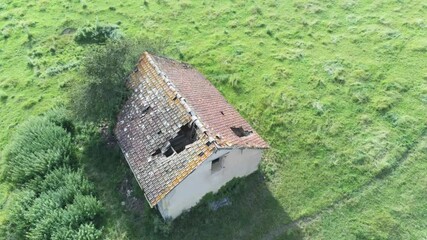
<box><xmin>150</xmin><ymin>54</ymin><xmax>269</xmax><ymax>149</ymax></box>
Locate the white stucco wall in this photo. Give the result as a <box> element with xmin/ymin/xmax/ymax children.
<box><xmin>157</xmin><ymin>147</ymin><xmax>264</xmax><ymax>219</ymax></box>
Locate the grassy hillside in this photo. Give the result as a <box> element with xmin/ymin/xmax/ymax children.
<box><xmin>1</xmin><ymin>0</ymin><xmax>426</xmax><ymax>239</ymax></box>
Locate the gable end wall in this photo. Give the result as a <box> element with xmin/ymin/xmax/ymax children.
<box><xmin>157</xmin><ymin>148</ymin><xmax>264</xmax><ymax>219</ymax></box>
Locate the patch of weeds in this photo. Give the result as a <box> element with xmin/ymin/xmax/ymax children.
<box><xmin>349</xmin><ymin>82</ymin><xmax>371</xmax><ymax>104</ymax></box>
<box><xmin>44</xmin><ymin>60</ymin><xmax>80</xmax><ymax>77</ymax></box>
<box><xmin>22</xmin><ymin>99</ymin><xmax>37</xmax><ymax>109</ymax></box>
<box><xmin>179</xmin><ymin>1</ymin><xmax>192</xmax><ymax>9</ymax></box>
<box><xmin>0</xmin><ymin>90</ymin><xmax>8</xmax><ymax>103</ymax></box>
<box><xmin>0</xmin><ymin>79</ymin><xmax>18</xmax><ymax>89</ymax></box>
<box><xmin>275</xmin><ymin>67</ymin><xmax>291</xmax><ymax>81</ymax></box>
<box><xmin>372</xmin><ymin>95</ymin><xmax>395</xmax><ymax>113</ymax></box>
<box><xmin>152</xmin><ymin>214</ymin><xmax>172</xmax><ymax>236</ymax></box>
<box><xmin>260</xmin><ymin>150</ymin><xmax>283</xmax><ymax>181</ymax></box>
<box><xmin>211</xmin><ymin>74</ymin><xmax>230</xmax><ymax>85</ymax></box>
<box><xmin>74</xmin><ymin>22</ymin><xmax>123</xmax><ymax>44</ymax></box>
<box><xmin>294</xmin><ymin>2</ymin><xmax>324</xmax><ymax>14</ymax></box>
<box><xmin>1</xmin><ymin>28</ymin><xmax>11</xmax><ymax>39</ymax></box>
<box><xmin>228</xmin><ymin>74</ymin><xmax>241</xmax><ymax>90</ymax></box>
<box><xmin>382</xmin><ymin>30</ymin><xmax>401</xmax><ymax>40</ymax></box>
<box><xmin>324</xmin><ymin>60</ymin><xmax>347</xmax><ymax>84</ymax></box>
<box><xmin>274</xmin><ymin>48</ymin><xmax>304</xmax><ymax>61</ymax></box>
<box><xmin>263</xmin><ymin>75</ymin><xmax>277</xmax><ymax>87</ymax></box>
<box><xmin>351</xmin><ymin>69</ymin><xmax>371</xmax><ymax>82</ymax></box>
<box><xmin>408</xmin><ymin>38</ymin><xmax>427</xmax><ymax>53</ymax></box>
<box><xmin>251</xmin><ymin>6</ymin><xmax>263</xmax><ymax>15</ymax></box>
<box><xmin>312</xmin><ymin>101</ymin><xmax>325</xmax><ymax>115</ymax></box>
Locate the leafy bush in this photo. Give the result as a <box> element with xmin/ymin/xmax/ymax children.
<box><xmin>3</xmin><ymin>109</ymin><xmax>104</xmax><ymax>239</ymax></box>
<box><xmin>6</xmin><ymin>168</ymin><xmax>102</xmax><ymax>240</ymax></box>
<box><xmin>3</xmin><ymin>117</ymin><xmax>72</xmax><ymax>184</ymax></box>
<box><xmin>43</xmin><ymin>107</ymin><xmax>75</xmax><ymax>133</ymax></box>
<box><xmin>70</xmin><ymin>38</ymin><xmax>165</xmax><ymax>123</ymax></box>
<box><xmin>74</xmin><ymin>23</ymin><xmax>123</xmax><ymax>44</ymax></box>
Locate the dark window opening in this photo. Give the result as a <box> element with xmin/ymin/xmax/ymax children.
<box><xmin>169</xmin><ymin>123</ymin><xmax>198</xmax><ymax>154</ymax></box>
<box><xmin>231</xmin><ymin>127</ymin><xmax>252</xmax><ymax>137</ymax></box>
<box><xmin>211</xmin><ymin>158</ymin><xmax>223</xmax><ymax>172</ymax></box>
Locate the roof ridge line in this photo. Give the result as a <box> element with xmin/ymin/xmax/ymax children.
<box><xmin>143</xmin><ymin>52</ymin><xmax>217</xmax><ymax>145</ymax></box>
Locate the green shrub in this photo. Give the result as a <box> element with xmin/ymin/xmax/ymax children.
<box><xmin>3</xmin><ymin>117</ymin><xmax>72</xmax><ymax>184</ymax></box>
<box><xmin>6</xmin><ymin>168</ymin><xmax>103</xmax><ymax>240</ymax></box>
<box><xmin>70</xmin><ymin>38</ymin><xmax>165</xmax><ymax>123</ymax></box>
<box><xmin>50</xmin><ymin>223</ymin><xmax>103</xmax><ymax>240</ymax></box>
<box><xmin>44</xmin><ymin>107</ymin><xmax>75</xmax><ymax>133</ymax></box>
<box><xmin>74</xmin><ymin>23</ymin><xmax>123</xmax><ymax>44</ymax></box>
<box><xmin>25</xmin><ymin>194</ymin><xmax>102</xmax><ymax>240</ymax></box>
<box><xmin>6</xmin><ymin>190</ymin><xmax>37</xmax><ymax>239</ymax></box>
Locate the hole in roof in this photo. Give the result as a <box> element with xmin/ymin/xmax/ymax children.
<box><xmin>231</xmin><ymin>127</ymin><xmax>252</xmax><ymax>137</ymax></box>
<box><xmin>220</xmin><ymin>111</ymin><xmax>225</xmax><ymax>115</ymax></box>
<box><xmin>163</xmin><ymin>146</ymin><xmax>174</xmax><ymax>157</ymax></box>
<box><xmin>152</xmin><ymin>122</ymin><xmax>199</xmax><ymax>158</ymax></box>
<box><xmin>141</xmin><ymin>106</ymin><xmax>151</xmax><ymax>114</ymax></box>
<box><xmin>157</xmin><ymin>130</ymin><xmax>162</xmax><ymax>135</ymax></box>
<box><xmin>169</xmin><ymin>123</ymin><xmax>198</xmax><ymax>154</ymax></box>
<box><xmin>151</xmin><ymin>148</ymin><xmax>161</xmax><ymax>156</ymax></box>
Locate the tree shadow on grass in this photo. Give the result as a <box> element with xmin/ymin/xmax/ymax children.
<box><xmin>81</xmin><ymin>133</ymin><xmax>302</xmax><ymax>240</ymax></box>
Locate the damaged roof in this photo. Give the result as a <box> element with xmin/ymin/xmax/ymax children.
<box><xmin>115</xmin><ymin>52</ymin><xmax>268</xmax><ymax>207</ymax></box>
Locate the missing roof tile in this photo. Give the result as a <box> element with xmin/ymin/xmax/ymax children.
<box><xmin>231</xmin><ymin>127</ymin><xmax>252</xmax><ymax>137</ymax></box>
<box><xmin>141</xmin><ymin>106</ymin><xmax>151</xmax><ymax>114</ymax></box>
<box><xmin>151</xmin><ymin>148</ymin><xmax>161</xmax><ymax>156</ymax></box>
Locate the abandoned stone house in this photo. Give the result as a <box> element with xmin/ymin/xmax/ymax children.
<box><xmin>114</xmin><ymin>52</ymin><xmax>269</xmax><ymax>219</ymax></box>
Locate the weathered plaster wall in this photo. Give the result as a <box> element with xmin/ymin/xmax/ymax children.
<box><xmin>157</xmin><ymin>148</ymin><xmax>264</xmax><ymax>219</ymax></box>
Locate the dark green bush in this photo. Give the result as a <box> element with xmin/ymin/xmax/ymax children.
<box><xmin>3</xmin><ymin>117</ymin><xmax>72</xmax><ymax>184</ymax></box>
<box><xmin>6</xmin><ymin>168</ymin><xmax>103</xmax><ymax>240</ymax></box>
<box><xmin>74</xmin><ymin>23</ymin><xmax>123</xmax><ymax>44</ymax></box>
<box><xmin>43</xmin><ymin>107</ymin><xmax>75</xmax><ymax>134</ymax></box>
<box><xmin>70</xmin><ymin>38</ymin><xmax>165</xmax><ymax>123</ymax></box>
<box><xmin>51</xmin><ymin>223</ymin><xmax>102</xmax><ymax>240</ymax></box>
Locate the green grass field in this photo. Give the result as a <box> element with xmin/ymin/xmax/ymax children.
<box><xmin>1</xmin><ymin>0</ymin><xmax>426</xmax><ymax>239</ymax></box>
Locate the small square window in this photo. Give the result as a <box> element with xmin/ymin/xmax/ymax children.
<box><xmin>211</xmin><ymin>157</ymin><xmax>223</xmax><ymax>173</ymax></box>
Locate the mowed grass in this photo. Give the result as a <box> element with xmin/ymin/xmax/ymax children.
<box><xmin>1</xmin><ymin>0</ymin><xmax>426</xmax><ymax>239</ymax></box>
